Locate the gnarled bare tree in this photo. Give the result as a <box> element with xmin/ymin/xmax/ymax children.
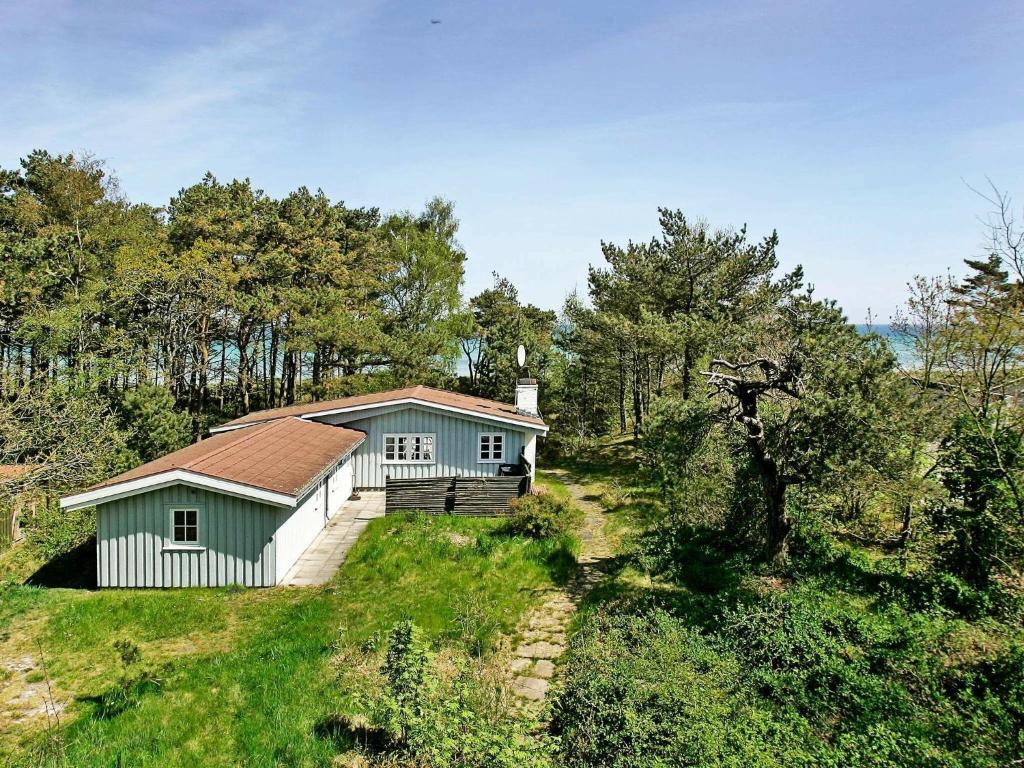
<box><xmin>704</xmin><ymin>291</ymin><xmax>898</xmax><ymax>564</ymax></box>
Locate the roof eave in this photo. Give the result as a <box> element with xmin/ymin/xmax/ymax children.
<box><xmin>290</xmin><ymin>433</ymin><xmax>367</xmax><ymax>501</ymax></box>
<box><xmin>60</xmin><ymin>470</ymin><xmax>298</xmax><ymax>511</ymax></box>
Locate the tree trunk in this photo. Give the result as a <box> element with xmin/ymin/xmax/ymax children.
<box><xmin>269</xmin><ymin>323</ymin><xmax>279</xmax><ymax>407</ymax></box>
<box><xmin>681</xmin><ymin>344</ymin><xmax>694</xmax><ymax>400</ymax></box>
<box><xmin>632</xmin><ymin>353</ymin><xmax>642</xmax><ymax>439</ymax></box>
<box><xmin>618</xmin><ymin>350</ymin><xmax>627</xmax><ymax>435</ymax></box>
<box><xmin>764</xmin><ymin>475</ymin><xmax>791</xmax><ymax>565</ymax></box>
<box><xmin>283</xmin><ymin>351</ymin><xmax>297</xmax><ymax>405</ymax></box>
<box><xmin>218</xmin><ymin>313</ymin><xmax>227</xmax><ymax>410</ymax></box>
<box><xmin>312</xmin><ymin>348</ymin><xmax>322</xmax><ymax>400</ymax></box>
<box><xmin>260</xmin><ymin>325</ymin><xmax>268</xmax><ymax>409</ymax></box>
<box><xmin>733</xmin><ymin>383</ymin><xmax>792</xmax><ymax>565</ymax></box>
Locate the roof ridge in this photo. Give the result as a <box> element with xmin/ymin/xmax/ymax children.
<box><xmin>411</xmin><ymin>384</ymin><xmax>512</xmax><ymax>406</ymax></box>
<box><xmin>214</xmin><ymin>384</ymin><xmax>545</xmax><ymax>431</ymax></box>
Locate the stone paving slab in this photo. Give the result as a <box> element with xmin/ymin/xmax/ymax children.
<box><xmin>508</xmin><ymin>469</ymin><xmax>613</xmax><ymax>714</ymax></box>
<box><xmin>282</xmin><ymin>492</ymin><xmax>385</xmax><ymax>586</ymax></box>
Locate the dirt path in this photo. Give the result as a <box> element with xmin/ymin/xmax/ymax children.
<box><xmin>508</xmin><ymin>469</ymin><xmax>615</xmax><ymax>710</ymax></box>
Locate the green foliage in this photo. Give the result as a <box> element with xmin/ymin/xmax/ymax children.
<box><xmin>640</xmin><ymin>397</ymin><xmax>738</xmax><ymax>527</ymax></box>
<box><xmin>374</xmin><ymin>620</ymin><xmax>430</xmax><ymax>743</ymax></box>
<box><xmin>378</xmin><ymin>197</ymin><xmax>472</xmax><ymax>384</ymax></box>
<box><xmin>929</xmin><ymin>414</ymin><xmax>1024</xmax><ymax>591</ymax></box>
<box><xmin>507</xmin><ymin>490</ymin><xmax>583</xmax><ymax>538</ymax></box>
<box><xmin>554</xmin><ymin>587</ymin><xmax>1024</xmax><ymax>768</ymax></box>
<box><xmin>365</xmin><ymin>620</ymin><xmax>554</xmax><ymax>767</ymax></box>
<box><xmin>117</xmin><ymin>384</ymin><xmax>191</xmax><ymax>463</ymax></box>
<box><xmin>552</xmin><ymin>608</ymin><xmax>802</xmax><ymax>768</ymax></box>
<box><xmin>464</xmin><ymin>273</ymin><xmax>556</xmax><ymax>401</ymax></box>
<box><xmin>26</xmin><ymin>503</ymin><xmax>94</xmax><ymax>561</ymax></box>
<box><xmin>0</xmin><ymin>379</ymin><xmax>133</xmax><ymax>493</ymax></box>
<box><xmin>0</xmin><ymin>150</ymin><xmax>475</xmax><ymax>458</ymax></box>
<box><xmin>97</xmin><ymin>639</ymin><xmax>163</xmax><ymax>719</ymax></box>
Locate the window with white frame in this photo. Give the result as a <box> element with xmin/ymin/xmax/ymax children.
<box><xmin>478</xmin><ymin>433</ymin><xmax>504</xmax><ymax>463</ymax></box>
<box><xmin>170</xmin><ymin>508</ymin><xmax>199</xmax><ymax>544</ymax></box>
<box><xmin>383</xmin><ymin>433</ymin><xmax>435</xmax><ymax>463</ymax></box>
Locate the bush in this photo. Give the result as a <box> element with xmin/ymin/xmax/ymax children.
<box><xmin>507</xmin><ymin>491</ymin><xmax>582</xmax><ymax>538</ymax></box>
<box><xmin>551</xmin><ymin>608</ymin><xmax>803</xmax><ymax>768</ymax></box>
<box><xmin>97</xmin><ymin>639</ymin><xmax>162</xmax><ymax>718</ymax></box>
<box><xmin>908</xmin><ymin>570</ymin><xmax>1019</xmax><ymax>620</ymax></box>
<box><xmin>360</xmin><ymin>620</ymin><xmax>554</xmax><ymax>768</ymax></box>
<box><xmin>553</xmin><ymin>589</ymin><xmax>1024</xmax><ymax>768</ymax></box>
<box><xmin>27</xmin><ymin>503</ymin><xmax>95</xmax><ymax>561</ymax></box>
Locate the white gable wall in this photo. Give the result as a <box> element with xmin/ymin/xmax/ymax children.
<box><xmin>327</xmin><ymin>457</ymin><xmax>353</xmax><ymax>519</ymax></box>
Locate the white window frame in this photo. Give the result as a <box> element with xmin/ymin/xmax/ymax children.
<box><xmin>166</xmin><ymin>506</ymin><xmax>203</xmax><ymax>550</ymax></box>
<box><xmin>382</xmin><ymin>433</ymin><xmax>436</xmax><ymax>465</ymax></box>
<box><xmin>478</xmin><ymin>432</ymin><xmax>505</xmax><ymax>464</ymax></box>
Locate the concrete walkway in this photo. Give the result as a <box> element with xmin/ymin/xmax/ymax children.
<box><xmin>282</xmin><ymin>492</ymin><xmax>385</xmax><ymax>586</ymax></box>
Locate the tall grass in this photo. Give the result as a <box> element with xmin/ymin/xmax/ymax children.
<box><xmin>2</xmin><ymin>513</ymin><xmax>574</xmax><ymax>765</ymax></box>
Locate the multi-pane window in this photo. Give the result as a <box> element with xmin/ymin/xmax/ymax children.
<box><xmin>479</xmin><ymin>433</ymin><xmax>504</xmax><ymax>462</ymax></box>
<box><xmin>384</xmin><ymin>433</ymin><xmax>435</xmax><ymax>463</ymax></box>
<box><xmin>171</xmin><ymin>508</ymin><xmax>198</xmax><ymax>544</ymax></box>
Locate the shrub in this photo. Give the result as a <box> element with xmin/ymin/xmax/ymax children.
<box><xmin>27</xmin><ymin>503</ymin><xmax>95</xmax><ymax>561</ymax></box>
<box><xmin>507</xmin><ymin>491</ymin><xmax>582</xmax><ymax>538</ymax></box>
<box><xmin>97</xmin><ymin>639</ymin><xmax>162</xmax><ymax>718</ymax></box>
<box><xmin>362</xmin><ymin>620</ymin><xmax>554</xmax><ymax>768</ymax></box>
<box><xmin>551</xmin><ymin>608</ymin><xmax>803</xmax><ymax>768</ymax></box>
<box><xmin>554</xmin><ymin>590</ymin><xmax>1023</xmax><ymax>767</ymax></box>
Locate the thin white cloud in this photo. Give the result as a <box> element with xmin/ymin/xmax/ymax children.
<box><xmin>0</xmin><ymin>1</ymin><xmax>383</xmax><ymax>195</ymax></box>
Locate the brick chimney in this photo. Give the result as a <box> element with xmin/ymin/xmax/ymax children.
<box><xmin>515</xmin><ymin>378</ymin><xmax>539</xmax><ymax>418</ymax></box>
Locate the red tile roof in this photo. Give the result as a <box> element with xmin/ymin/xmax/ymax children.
<box><xmin>0</xmin><ymin>464</ymin><xmax>39</xmax><ymax>482</ymax></box>
<box><xmin>213</xmin><ymin>385</ymin><xmax>546</xmax><ymax>431</ymax></box>
<box><xmin>89</xmin><ymin>418</ymin><xmax>365</xmax><ymax>497</ymax></box>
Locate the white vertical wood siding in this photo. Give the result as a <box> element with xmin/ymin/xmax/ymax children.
<box><xmin>274</xmin><ymin>480</ymin><xmax>325</xmax><ymax>583</ymax></box>
<box><xmin>326</xmin><ymin>458</ymin><xmax>353</xmax><ymax>519</ymax></box>
<box><xmin>273</xmin><ymin>454</ymin><xmax>353</xmax><ymax>581</ymax></box>
<box><xmin>321</xmin><ymin>405</ymin><xmax>529</xmax><ymax>489</ymax></box>
<box><xmin>96</xmin><ymin>486</ymin><xmax>278</xmax><ymax>588</ymax></box>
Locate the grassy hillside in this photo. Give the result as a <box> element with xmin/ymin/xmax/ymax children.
<box><xmin>4</xmin><ymin>443</ymin><xmax>1022</xmax><ymax>767</ymax></box>
<box><xmin>0</xmin><ymin>510</ymin><xmax>575</xmax><ymax>766</ymax></box>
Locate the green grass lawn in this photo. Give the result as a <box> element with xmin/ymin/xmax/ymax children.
<box><xmin>0</xmin><ymin>513</ymin><xmax>575</xmax><ymax>766</ymax></box>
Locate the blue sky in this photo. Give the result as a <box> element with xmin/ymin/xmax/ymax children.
<box><xmin>2</xmin><ymin>0</ymin><xmax>1023</xmax><ymax>322</ymax></box>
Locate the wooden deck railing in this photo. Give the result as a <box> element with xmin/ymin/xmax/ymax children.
<box><xmin>385</xmin><ymin>475</ymin><xmax>528</xmax><ymax>515</ymax></box>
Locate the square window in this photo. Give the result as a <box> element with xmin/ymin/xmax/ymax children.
<box><xmin>172</xmin><ymin>508</ymin><xmax>198</xmax><ymax>544</ymax></box>
<box><xmin>479</xmin><ymin>434</ymin><xmax>503</xmax><ymax>462</ymax></box>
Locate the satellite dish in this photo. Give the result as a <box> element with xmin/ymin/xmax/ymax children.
<box><xmin>516</xmin><ymin>344</ymin><xmax>527</xmax><ymax>368</ymax></box>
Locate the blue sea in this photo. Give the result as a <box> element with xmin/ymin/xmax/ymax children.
<box><xmin>857</xmin><ymin>324</ymin><xmax>914</xmax><ymax>366</ymax></box>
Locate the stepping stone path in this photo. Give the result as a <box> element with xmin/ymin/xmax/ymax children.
<box><xmin>509</xmin><ymin>470</ymin><xmax>615</xmax><ymax>711</ymax></box>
